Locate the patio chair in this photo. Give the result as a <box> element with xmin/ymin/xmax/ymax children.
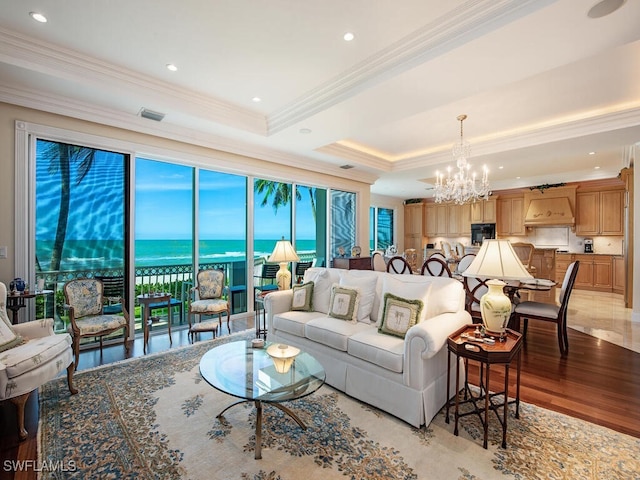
<box><xmin>95</xmin><ymin>275</ymin><xmax>124</xmax><ymax>314</ymax></box>
<box><xmin>187</xmin><ymin>268</ymin><xmax>230</xmax><ymax>342</ymax></box>
<box><xmin>254</xmin><ymin>263</ymin><xmax>280</xmax><ymax>295</ymax></box>
<box><xmin>295</xmin><ymin>261</ymin><xmax>313</xmax><ymax>284</ymax></box>
<box><xmin>64</xmin><ymin>278</ymin><xmax>130</xmax><ymax>370</ymax></box>
<box><xmin>1</xmin><ymin>282</ymin><xmax>78</xmax><ymax>440</ymax></box>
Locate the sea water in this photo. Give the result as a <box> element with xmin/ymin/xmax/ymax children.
<box><xmin>36</xmin><ymin>239</ymin><xmax>317</xmax><ymax>271</ymax></box>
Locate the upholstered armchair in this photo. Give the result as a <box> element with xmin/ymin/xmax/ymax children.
<box><xmin>0</xmin><ymin>282</ymin><xmax>77</xmax><ymax>440</ymax></box>
<box><xmin>187</xmin><ymin>269</ymin><xmax>230</xmax><ymax>342</ymax></box>
<box><xmin>64</xmin><ymin>278</ymin><xmax>130</xmax><ymax>370</ymax></box>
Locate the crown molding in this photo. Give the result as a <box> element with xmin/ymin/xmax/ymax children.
<box><xmin>0</xmin><ymin>83</ymin><xmax>378</xmax><ymax>185</ymax></box>
<box><xmin>0</xmin><ymin>27</ymin><xmax>266</xmax><ymax>135</ymax></box>
<box><xmin>267</xmin><ymin>0</ymin><xmax>550</xmax><ymax>135</ymax></box>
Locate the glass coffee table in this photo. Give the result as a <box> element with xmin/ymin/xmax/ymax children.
<box><xmin>199</xmin><ymin>340</ymin><xmax>325</xmax><ymax>459</ymax></box>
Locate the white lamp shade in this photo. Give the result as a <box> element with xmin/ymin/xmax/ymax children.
<box><xmin>462</xmin><ymin>239</ymin><xmax>533</xmax><ymax>280</ymax></box>
<box><xmin>268</xmin><ymin>237</ymin><xmax>300</xmax><ymax>263</ymax></box>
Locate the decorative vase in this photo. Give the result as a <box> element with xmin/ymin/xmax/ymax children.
<box><xmin>10</xmin><ymin>278</ymin><xmax>25</xmax><ymax>293</ymax></box>
<box><xmin>480</xmin><ymin>279</ymin><xmax>512</xmax><ymax>334</ymax></box>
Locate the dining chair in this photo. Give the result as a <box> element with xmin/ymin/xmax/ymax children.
<box><xmin>64</xmin><ymin>278</ymin><xmax>130</xmax><ymax>370</ymax></box>
<box><xmin>187</xmin><ymin>268</ymin><xmax>231</xmax><ymax>342</ymax></box>
<box><xmin>371</xmin><ymin>251</ymin><xmax>387</xmax><ymax>271</ymax></box>
<box><xmin>462</xmin><ymin>275</ymin><xmax>490</xmax><ymax>324</ymax></box>
<box><xmin>386</xmin><ymin>256</ymin><xmax>413</xmax><ymax>274</ymax></box>
<box><xmin>456</xmin><ymin>253</ymin><xmax>476</xmax><ymax>275</ymax></box>
<box><xmin>511</xmin><ymin>242</ymin><xmax>537</xmax><ymax>275</ymax></box>
<box><xmin>420</xmin><ymin>257</ymin><xmax>452</xmax><ymax>277</ymax></box>
<box><xmin>512</xmin><ymin>261</ymin><xmax>580</xmax><ymax>355</ymax></box>
<box><xmin>404</xmin><ymin>248</ymin><xmax>418</xmax><ymax>272</ymax></box>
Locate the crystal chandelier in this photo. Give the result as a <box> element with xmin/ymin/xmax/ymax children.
<box><xmin>434</xmin><ymin>114</ymin><xmax>490</xmax><ymax>205</ymax></box>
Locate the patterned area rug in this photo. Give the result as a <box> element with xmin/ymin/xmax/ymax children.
<box><xmin>39</xmin><ymin>330</ymin><xmax>640</xmax><ymax>479</ymax></box>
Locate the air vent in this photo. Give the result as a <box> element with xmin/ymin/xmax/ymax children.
<box><xmin>340</xmin><ymin>164</ymin><xmax>354</xmax><ymax>170</ymax></box>
<box><xmin>139</xmin><ymin>108</ymin><xmax>165</xmax><ymax>122</ymax></box>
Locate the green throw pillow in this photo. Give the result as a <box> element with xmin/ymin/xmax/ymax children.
<box><xmin>291</xmin><ymin>281</ymin><xmax>314</xmax><ymax>311</ymax></box>
<box><xmin>378</xmin><ymin>292</ymin><xmax>424</xmax><ymax>339</ymax></box>
<box><xmin>328</xmin><ymin>284</ymin><xmax>360</xmax><ymax>323</ymax></box>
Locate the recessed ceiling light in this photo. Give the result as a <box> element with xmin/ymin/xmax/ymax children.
<box><xmin>588</xmin><ymin>151</ymin><xmax>596</xmax><ymax>155</ymax></box>
<box><xmin>252</xmin><ymin>97</ymin><xmax>261</xmax><ymax>103</ymax></box>
<box><xmin>498</xmin><ymin>166</ymin><xmax>504</xmax><ymax>170</ymax></box>
<box><xmin>343</xmin><ymin>32</ymin><xmax>355</xmax><ymax>41</ymax></box>
<box><xmin>166</xmin><ymin>64</ymin><xmax>177</xmax><ymax>72</ymax></box>
<box><xmin>587</xmin><ymin>0</ymin><xmax>625</xmax><ymax>19</ymax></box>
<box><xmin>29</xmin><ymin>12</ymin><xmax>47</xmax><ymax>23</ymax></box>
<box><xmin>299</xmin><ymin>128</ymin><xmax>312</xmax><ymax>134</ymax></box>
<box><xmin>516</xmin><ymin>176</ymin><xmax>521</xmax><ymax>179</ymax></box>
<box><xmin>594</xmin><ymin>166</ymin><xmax>601</xmax><ymax>170</ymax></box>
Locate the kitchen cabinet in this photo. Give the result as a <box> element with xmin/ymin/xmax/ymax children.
<box><xmin>613</xmin><ymin>256</ymin><xmax>625</xmax><ymax>294</ymax></box>
<box><xmin>573</xmin><ymin>254</ymin><xmax>613</xmax><ymax>292</ymax></box>
<box><xmin>575</xmin><ymin>189</ymin><xmax>624</xmax><ymax>236</ymax></box>
<box><xmin>555</xmin><ymin>253</ymin><xmax>572</xmax><ymax>284</ymax></box>
<box><xmin>497</xmin><ymin>196</ymin><xmax>525</xmax><ymax>236</ymax></box>
<box><xmin>470</xmin><ymin>198</ymin><xmax>496</xmax><ymax>224</ymax></box>
<box><xmin>529</xmin><ymin>248</ymin><xmax>556</xmax><ymax>303</ymax></box>
<box><xmin>424</xmin><ymin>203</ymin><xmax>448</xmax><ymax>236</ymax></box>
<box><xmin>404</xmin><ymin>202</ymin><xmax>425</xmax><ymax>265</ymax></box>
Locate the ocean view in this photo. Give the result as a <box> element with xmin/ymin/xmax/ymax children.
<box><xmin>36</xmin><ymin>239</ymin><xmax>317</xmax><ymax>271</ymax></box>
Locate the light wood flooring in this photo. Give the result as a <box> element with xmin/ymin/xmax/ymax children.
<box><xmin>1</xmin><ymin>293</ymin><xmax>639</xmax><ymax>480</ymax></box>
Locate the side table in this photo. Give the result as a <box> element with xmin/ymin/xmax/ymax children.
<box><xmin>254</xmin><ymin>291</ymin><xmax>271</xmax><ymax>339</ymax></box>
<box><xmin>445</xmin><ymin>324</ymin><xmax>523</xmax><ymax>449</ymax></box>
<box><xmin>6</xmin><ymin>292</ymin><xmax>37</xmax><ymax>324</ymax></box>
<box><xmin>137</xmin><ymin>293</ymin><xmax>173</xmax><ymax>354</ymax></box>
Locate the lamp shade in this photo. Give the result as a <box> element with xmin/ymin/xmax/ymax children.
<box><xmin>266</xmin><ymin>343</ymin><xmax>300</xmax><ymax>373</ymax></box>
<box><xmin>268</xmin><ymin>237</ymin><xmax>300</xmax><ymax>263</ymax></box>
<box><xmin>462</xmin><ymin>239</ymin><xmax>533</xmax><ymax>280</ymax></box>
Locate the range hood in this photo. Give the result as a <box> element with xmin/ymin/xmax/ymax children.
<box><xmin>524</xmin><ymin>197</ymin><xmax>575</xmax><ymax>226</ymax></box>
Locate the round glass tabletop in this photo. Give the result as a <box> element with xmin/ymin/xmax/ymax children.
<box><xmin>199</xmin><ymin>340</ymin><xmax>325</xmax><ymax>403</ymax></box>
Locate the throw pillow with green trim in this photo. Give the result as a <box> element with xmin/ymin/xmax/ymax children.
<box><xmin>0</xmin><ymin>303</ymin><xmax>23</xmax><ymax>353</ymax></box>
<box><xmin>378</xmin><ymin>292</ymin><xmax>424</xmax><ymax>339</ymax></box>
<box><xmin>291</xmin><ymin>281</ymin><xmax>314</xmax><ymax>311</ymax></box>
<box><xmin>328</xmin><ymin>284</ymin><xmax>360</xmax><ymax>323</ymax></box>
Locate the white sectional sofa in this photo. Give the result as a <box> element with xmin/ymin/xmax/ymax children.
<box><xmin>265</xmin><ymin>267</ymin><xmax>471</xmax><ymax>428</ymax></box>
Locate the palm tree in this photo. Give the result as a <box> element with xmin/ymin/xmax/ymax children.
<box><xmin>254</xmin><ymin>180</ymin><xmax>316</xmax><ymax>221</ymax></box>
<box><xmin>41</xmin><ymin>141</ymin><xmax>96</xmax><ymax>271</ymax></box>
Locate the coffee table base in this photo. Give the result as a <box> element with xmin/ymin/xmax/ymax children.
<box><xmin>217</xmin><ymin>400</ymin><xmax>307</xmax><ymax>459</ymax></box>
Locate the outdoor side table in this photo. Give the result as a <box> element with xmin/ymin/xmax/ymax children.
<box><xmin>254</xmin><ymin>291</ymin><xmax>272</xmax><ymax>339</ymax></box>
<box><xmin>445</xmin><ymin>324</ymin><xmax>523</xmax><ymax>449</ymax></box>
<box><xmin>137</xmin><ymin>293</ymin><xmax>173</xmax><ymax>354</ymax></box>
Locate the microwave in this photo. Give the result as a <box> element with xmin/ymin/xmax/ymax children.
<box><xmin>470</xmin><ymin>223</ymin><xmax>496</xmax><ymax>245</ymax></box>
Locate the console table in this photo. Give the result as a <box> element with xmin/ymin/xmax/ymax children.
<box><xmin>331</xmin><ymin>256</ymin><xmax>372</xmax><ymax>270</ymax></box>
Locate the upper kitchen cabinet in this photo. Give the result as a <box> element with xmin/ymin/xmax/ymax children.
<box><xmin>497</xmin><ymin>195</ymin><xmax>525</xmax><ymax>236</ymax></box>
<box><xmin>425</xmin><ymin>202</ymin><xmax>471</xmax><ymax>237</ymax></box>
<box><xmin>470</xmin><ymin>197</ymin><xmax>496</xmax><ymax>224</ymax></box>
<box><xmin>425</xmin><ymin>203</ymin><xmax>447</xmax><ymax>237</ymax></box>
<box><xmin>404</xmin><ymin>202</ymin><xmax>425</xmax><ymax>257</ymax></box>
<box><xmin>576</xmin><ymin>188</ymin><xmax>624</xmax><ymax>236</ymax></box>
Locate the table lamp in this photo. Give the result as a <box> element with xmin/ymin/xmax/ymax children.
<box><xmin>462</xmin><ymin>239</ymin><xmax>533</xmax><ymax>334</ymax></box>
<box><xmin>268</xmin><ymin>237</ymin><xmax>300</xmax><ymax>290</ymax></box>
<box><xmin>266</xmin><ymin>343</ymin><xmax>300</xmax><ymax>373</ymax></box>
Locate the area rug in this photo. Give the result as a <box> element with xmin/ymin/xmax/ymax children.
<box><xmin>38</xmin><ymin>330</ymin><xmax>640</xmax><ymax>479</ymax></box>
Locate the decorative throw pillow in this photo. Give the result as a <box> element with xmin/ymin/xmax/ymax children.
<box><xmin>378</xmin><ymin>293</ymin><xmax>424</xmax><ymax>339</ymax></box>
<box><xmin>0</xmin><ymin>304</ymin><xmax>23</xmax><ymax>353</ymax></box>
<box><xmin>328</xmin><ymin>284</ymin><xmax>360</xmax><ymax>323</ymax></box>
<box><xmin>339</xmin><ymin>271</ymin><xmax>378</xmax><ymax>323</ymax></box>
<box><xmin>291</xmin><ymin>281</ymin><xmax>314</xmax><ymax>311</ymax></box>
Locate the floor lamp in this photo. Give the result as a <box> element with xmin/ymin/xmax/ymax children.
<box><xmin>462</xmin><ymin>239</ymin><xmax>533</xmax><ymax>334</ymax></box>
<box><xmin>268</xmin><ymin>237</ymin><xmax>300</xmax><ymax>290</ymax></box>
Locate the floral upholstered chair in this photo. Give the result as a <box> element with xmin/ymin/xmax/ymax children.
<box><xmin>187</xmin><ymin>269</ymin><xmax>230</xmax><ymax>342</ymax></box>
<box><xmin>64</xmin><ymin>278</ymin><xmax>129</xmax><ymax>370</ymax></box>
<box><xmin>0</xmin><ymin>282</ymin><xmax>77</xmax><ymax>440</ymax></box>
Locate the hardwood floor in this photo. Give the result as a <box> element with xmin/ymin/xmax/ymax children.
<box><xmin>1</xmin><ymin>313</ymin><xmax>639</xmax><ymax>479</ymax></box>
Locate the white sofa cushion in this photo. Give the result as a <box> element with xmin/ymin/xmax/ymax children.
<box><xmin>347</xmin><ymin>328</ymin><xmax>405</xmax><ymax>373</ymax></box>
<box><xmin>304</xmin><ymin>268</ymin><xmax>340</xmax><ymax>314</ymax></box>
<box><xmin>427</xmin><ymin>277</ymin><xmax>465</xmax><ymax>317</ymax></box>
<box><xmin>272</xmin><ymin>310</ymin><xmax>325</xmax><ymax>338</ymax></box>
<box><xmin>1</xmin><ymin>333</ymin><xmax>72</xmax><ymax>378</ymax></box>
<box><xmin>305</xmin><ymin>316</ymin><xmax>371</xmax><ymax>352</ymax></box>
<box><xmin>339</xmin><ymin>270</ymin><xmax>378</xmax><ymax>323</ymax></box>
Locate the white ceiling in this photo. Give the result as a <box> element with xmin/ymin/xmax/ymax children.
<box><xmin>1</xmin><ymin>0</ymin><xmax>639</xmax><ymax>199</ymax></box>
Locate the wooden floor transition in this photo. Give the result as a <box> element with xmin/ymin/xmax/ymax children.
<box><xmin>1</xmin><ymin>315</ymin><xmax>639</xmax><ymax>479</ymax></box>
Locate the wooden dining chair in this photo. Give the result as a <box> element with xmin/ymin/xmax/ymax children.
<box><xmin>420</xmin><ymin>257</ymin><xmax>452</xmax><ymax>277</ymax></box>
<box><xmin>512</xmin><ymin>261</ymin><xmax>580</xmax><ymax>355</ymax></box>
<box><xmin>386</xmin><ymin>256</ymin><xmax>413</xmax><ymax>274</ymax></box>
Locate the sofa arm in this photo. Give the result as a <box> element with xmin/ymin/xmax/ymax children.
<box><xmin>403</xmin><ymin>311</ymin><xmax>471</xmax><ymax>389</ymax></box>
<box><xmin>12</xmin><ymin>318</ymin><xmax>56</xmax><ymax>339</ymax></box>
<box><xmin>264</xmin><ymin>290</ymin><xmax>293</xmax><ymax>336</ymax></box>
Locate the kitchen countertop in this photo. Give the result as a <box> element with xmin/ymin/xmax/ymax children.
<box><xmin>556</xmin><ymin>251</ymin><xmax>622</xmax><ymax>256</ymax></box>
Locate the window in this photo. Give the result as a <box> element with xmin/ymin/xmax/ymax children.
<box><xmin>370</xmin><ymin>206</ymin><xmax>394</xmax><ymax>253</ymax></box>
<box><xmin>330</xmin><ymin>190</ymin><xmax>357</xmax><ymax>259</ymax></box>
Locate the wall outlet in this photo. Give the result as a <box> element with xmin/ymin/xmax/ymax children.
<box><xmin>0</xmin><ymin>246</ymin><xmax>6</xmax><ymax>258</ymax></box>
